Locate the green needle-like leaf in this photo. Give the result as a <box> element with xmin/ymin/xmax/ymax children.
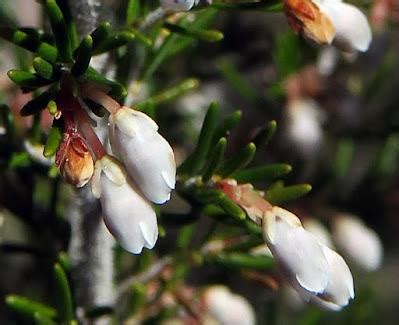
<box><xmin>212</xmin><ymin>110</ymin><xmax>242</xmax><ymax>144</ymax></box>
<box><xmin>45</xmin><ymin>0</ymin><xmax>72</xmax><ymax>62</ymax></box>
<box><xmin>265</xmin><ymin>183</ymin><xmax>312</xmax><ymax>204</ymax></box>
<box><xmin>206</xmin><ymin>252</ymin><xmax>274</xmax><ymax>270</ymax></box>
<box><xmin>163</xmin><ymin>22</ymin><xmax>224</xmax><ymax>42</ymax></box>
<box><xmin>44</xmin><ymin>125</ymin><xmax>62</xmax><ymax>158</ymax></box>
<box><xmin>37</xmin><ymin>42</ymin><xmax>58</xmax><ymax>64</ymax></box>
<box><xmin>218</xmin><ymin>193</ymin><xmax>246</xmax><ymax>220</ymax></box>
<box><xmin>220</xmin><ymin>142</ymin><xmax>257</xmax><ymax>177</ymax></box>
<box><xmin>5</xmin><ymin>295</ymin><xmax>57</xmax><ymax>320</ymax></box>
<box><xmin>92</xmin><ymin>30</ymin><xmax>135</xmax><ymax>55</ymax></box>
<box><xmin>21</xmin><ymin>90</ymin><xmax>54</xmax><ymax>116</ymax></box>
<box><xmin>202</xmin><ymin>137</ymin><xmax>227</xmax><ymax>182</ymax></box>
<box><xmin>53</xmin><ymin>263</ymin><xmax>74</xmax><ymax>324</ymax></box>
<box><xmin>91</xmin><ymin>22</ymin><xmax>111</xmax><ymax>49</ymax></box>
<box><xmin>7</xmin><ymin>70</ymin><xmax>52</xmax><ymax>89</ymax></box>
<box><xmin>33</xmin><ymin>57</ymin><xmax>55</xmax><ymax>80</ymax></box>
<box><xmin>72</xmin><ymin>35</ymin><xmax>93</xmax><ymax>77</ymax></box>
<box><xmin>252</xmin><ymin>120</ymin><xmax>277</xmax><ymax>147</ymax></box>
<box><xmin>34</xmin><ymin>312</ymin><xmax>57</xmax><ymax>325</ymax></box>
<box><xmin>232</xmin><ymin>163</ymin><xmax>292</xmax><ymax>183</ymax></box>
<box><xmin>178</xmin><ymin>102</ymin><xmax>219</xmax><ymax>175</ymax></box>
<box><xmin>126</xmin><ymin>0</ymin><xmax>140</xmax><ymax>24</ymax></box>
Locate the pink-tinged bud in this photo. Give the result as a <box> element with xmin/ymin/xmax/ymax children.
<box><xmin>56</xmin><ymin>132</ymin><xmax>94</xmax><ymax>188</ymax></box>
<box><xmin>108</xmin><ymin>107</ymin><xmax>176</xmax><ymax>204</ymax></box>
<box><xmin>332</xmin><ymin>214</ymin><xmax>383</xmax><ymax>271</ymax></box>
<box><xmin>218</xmin><ymin>179</ymin><xmax>272</xmax><ymax>224</ymax></box>
<box><xmin>202</xmin><ymin>286</ymin><xmax>255</xmax><ymax>325</ymax></box>
<box><xmin>91</xmin><ymin>155</ymin><xmax>158</xmax><ymax>254</ymax></box>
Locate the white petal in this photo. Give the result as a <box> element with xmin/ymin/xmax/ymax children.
<box><xmin>109</xmin><ymin>109</ymin><xmax>176</xmax><ymax>204</ymax></box>
<box><xmin>263</xmin><ymin>209</ymin><xmax>329</xmax><ymax>294</ymax></box>
<box><xmin>311</xmin><ymin>246</ymin><xmax>354</xmax><ymax>310</ymax></box>
<box><xmin>317</xmin><ymin>1</ymin><xmax>372</xmax><ymax>52</ymax></box>
<box><xmin>303</xmin><ymin>218</ymin><xmax>334</xmax><ymax>248</ymax></box>
<box><xmin>100</xmin><ymin>171</ymin><xmax>158</xmax><ymax>254</ymax></box>
<box><xmin>203</xmin><ymin>286</ymin><xmax>255</xmax><ymax>325</ymax></box>
<box><xmin>333</xmin><ymin>214</ymin><xmax>383</xmax><ymax>271</ymax></box>
<box><xmin>160</xmin><ymin>0</ymin><xmax>195</xmax><ymax>12</ymax></box>
<box><xmin>91</xmin><ymin>160</ymin><xmax>103</xmax><ymax>198</ymax></box>
<box><xmin>100</xmin><ymin>155</ymin><xmax>127</xmax><ymax>186</ymax></box>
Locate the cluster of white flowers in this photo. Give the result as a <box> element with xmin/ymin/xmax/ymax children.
<box><xmin>262</xmin><ymin>207</ymin><xmax>354</xmax><ymax>311</ymax></box>
<box><xmin>88</xmin><ymin>102</ymin><xmax>176</xmax><ymax>254</ymax></box>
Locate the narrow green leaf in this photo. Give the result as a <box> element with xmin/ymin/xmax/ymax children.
<box><xmin>163</xmin><ymin>22</ymin><xmax>224</xmax><ymax>42</ymax></box>
<box><xmin>47</xmin><ymin>100</ymin><xmax>58</xmax><ymax>116</ymax></box>
<box><xmin>90</xmin><ymin>22</ymin><xmax>111</xmax><ymax>49</ymax></box>
<box><xmin>177</xmin><ymin>225</ymin><xmax>194</xmax><ymax>250</ymax></box>
<box><xmin>0</xmin><ymin>27</ymin><xmax>57</xmax><ymax>63</ymax></box>
<box><xmin>84</xmin><ymin>67</ymin><xmax>127</xmax><ymax>102</ymax></box>
<box><xmin>55</xmin><ymin>0</ymin><xmax>78</xmax><ymax>50</ymax></box>
<box><xmin>202</xmin><ymin>137</ymin><xmax>227</xmax><ymax>182</ymax></box>
<box><xmin>129</xmin><ymin>28</ymin><xmax>152</xmax><ymax>47</ymax></box>
<box><xmin>126</xmin><ymin>0</ymin><xmax>140</xmax><ymax>24</ymax></box>
<box><xmin>0</xmin><ymin>27</ymin><xmax>40</xmax><ymax>51</ymax></box>
<box><xmin>332</xmin><ymin>138</ymin><xmax>354</xmax><ymax>179</ymax></box>
<box><xmin>265</xmin><ymin>184</ymin><xmax>312</xmax><ymax>204</ymax></box>
<box><xmin>206</xmin><ymin>252</ymin><xmax>274</xmax><ymax>270</ymax></box>
<box><xmin>92</xmin><ymin>31</ymin><xmax>135</xmax><ymax>55</ymax></box>
<box><xmin>37</xmin><ymin>42</ymin><xmax>58</xmax><ymax>64</ymax></box>
<box><xmin>45</xmin><ymin>0</ymin><xmax>72</xmax><ymax>62</ymax></box>
<box><xmin>5</xmin><ymin>295</ymin><xmax>57</xmax><ymax>320</ymax></box>
<box><xmin>53</xmin><ymin>263</ymin><xmax>74</xmax><ymax>323</ymax></box>
<box><xmin>178</xmin><ymin>102</ymin><xmax>219</xmax><ymax>175</ymax></box>
<box><xmin>8</xmin><ymin>152</ymin><xmax>31</xmax><ymax>169</ymax></box>
<box><xmin>252</xmin><ymin>120</ymin><xmax>277</xmax><ymax>147</ymax></box>
<box><xmin>33</xmin><ymin>57</ymin><xmax>55</xmax><ymax>80</ymax></box>
<box><xmin>218</xmin><ymin>193</ymin><xmax>246</xmax><ymax>220</ymax></box>
<box><xmin>34</xmin><ymin>312</ymin><xmax>57</xmax><ymax>325</ymax></box>
<box><xmin>233</xmin><ymin>163</ymin><xmax>292</xmax><ymax>183</ymax></box>
<box><xmin>72</xmin><ymin>36</ymin><xmax>93</xmax><ymax>77</ymax></box>
<box><xmin>217</xmin><ymin>57</ymin><xmax>258</xmax><ymax>102</ymax></box>
<box><xmin>21</xmin><ymin>91</ymin><xmax>54</xmax><ymax>116</ymax></box>
<box><xmin>220</xmin><ymin>142</ymin><xmax>257</xmax><ymax>177</ymax></box>
<box><xmin>212</xmin><ymin>110</ymin><xmax>242</xmax><ymax>144</ymax></box>
<box><xmin>274</xmin><ymin>31</ymin><xmax>300</xmax><ymax>78</ymax></box>
<box><xmin>58</xmin><ymin>252</ymin><xmax>72</xmax><ymax>273</ymax></box>
<box><xmin>44</xmin><ymin>125</ymin><xmax>62</xmax><ymax>158</ymax></box>
<box><xmin>138</xmin><ymin>78</ymin><xmax>199</xmax><ymax>108</ymax></box>
<box><xmin>7</xmin><ymin>70</ymin><xmax>52</xmax><ymax>89</ymax></box>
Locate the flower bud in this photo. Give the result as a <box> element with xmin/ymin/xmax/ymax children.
<box><xmin>284</xmin><ymin>0</ymin><xmax>372</xmax><ymax>52</ymax></box>
<box><xmin>263</xmin><ymin>207</ymin><xmax>330</xmax><ymax>295</ymax></box>
<box><xmin>91</xmin><ymin>155</ymin><xmax>158</xmax><ymax>254</ymax></box>
<box><xmin>108</xmin><ymin>107</ymin><xmax>176</xmax><ymax>204</ymax></box>
<box><xmin>309</xmin><ymin>245</ymin><xmax>354</xmax><ymax>311</ymax></box>
<box><xmin>262</xmin><ymin>207</ymin><xmax>355</xmax><ymax>311</ymax></box>
<box><xmin>332</xmin><ymin>214</ymin><xmax>383</xmax><ymax>271</ymax></box>
<box><xmin>56</xmin><ymin>132</ymin><xmax>94</xmax><ymax>187</ymax></box>
<box><xmin>160</xmin><ymin>0</ymin><xmax>197</xmax><ymax>12</ymax></box>
<box><xmin>202</xmin><ymin>286</ymin><xmax>255</xmax><ymax>325</ymax></box>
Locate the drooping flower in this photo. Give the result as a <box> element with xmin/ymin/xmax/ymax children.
<box><xmin>332</xmin><ymin>213</ymin><xmax>383</xmax><ymax>271</ymax></box>
<box><xmin>202</xmin><ymin>286</ymin><xmax>256</xmax><ymax>325</ymax></box>
<box><xmin>91</xmin><ymin>155</ymin><xmax>158</xmax><ymax>254</ymax></box>
<box><xmin>309</xmin><ymin>245</ymin><xmax>354</xmax><ymax>310</ymax></box>
<box><xmin>262</xmin><ymin>206</ymin><xmax>355</xmax><ymax>310</ymax></box>
<box><xmin>108</xmin><ymin>106</ymin><xmax>176</xmax><ymax>204</ymax></box>
<box><xmin>284</xmin><ymin>0</ymin><xmax>372</xmax><ymax>52</ymax></box>
<box><xmin>55</xmin><ymin>131</ymin><xmax>94</xmax><ymax>188</ymax></box>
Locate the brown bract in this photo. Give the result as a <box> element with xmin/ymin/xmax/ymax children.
<box><xmin>56</xmin><ymin>132</ymin><xmax>94</xmax><ymax>188</ymax></box>
<box><xmin>284</xmin><ymin>0</ymin><xmax>336</xmax><ymax>45</ymax></box>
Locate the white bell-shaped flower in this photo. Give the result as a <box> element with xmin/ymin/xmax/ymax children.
<box><xmin>203</xmin><ymin>286</ymin><xmax>255</xmax><ymax>325</ymax></box>
<box><xmin>263</xmin><ymin>207</ymin><xmax>330</xmax><ymax>295</ymax></box>
<box><xmin>332</xmin><ymin>214</ymin><xmax>383</xmax><ymax>271</ymax></box>
<box><xmin>160</xmin><ymin>0</ymin><xmax>197</xmax><ymax>12</ymax></box>
<box><xmin>92</xmin><ymin>155</ymin><xmax>158</xmax><ymax>254</ymax></box>
<box><xmin>310</xmin><ymin>245</ymin><xmax>354</xmax><ymax>310</ymax></box>
<box><xmin>109</xmin><ymin>107</ymin><xmax>176</xmax><ymax>204</ymax></box>
<box><xmin>303</xmin><ymin>218</ymin><xmax>334</xmax><ymax>248</ymax></box>
<box><xmin>314</xmin><ymin>0</ymin><xmax>372</xmax><ymax>52</ymax></box>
